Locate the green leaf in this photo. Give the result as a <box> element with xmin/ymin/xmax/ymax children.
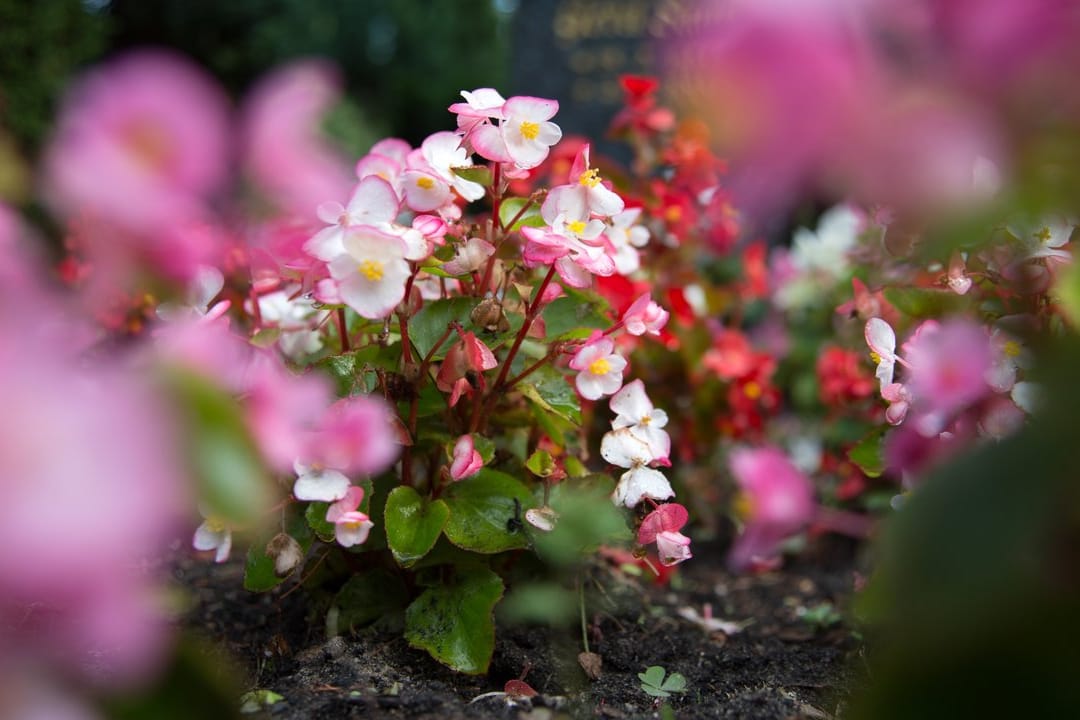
<box><xmin>849</xmin><ymin>428</ymin><xmax>887</xmax><ymax>478</ymax></box>
<box><xmin>498</xmin><ymin>197</ymin><xmax>545</xmax><ymax>231</ymax></box>
<box><xmin>661</xmin><ymin>672</ymin><xmax>687</xmax><ymax>693</ymax></box>
<box><xmin>384</xmin><ymin>486</ymin><xmax>449</xmax><ymax>567</ymax></box>
<box><xmin>541</xmin><ymin>293</ymin><xmax>611</xmax><ymax>340</ymax></box>
<box><xmin>244</xmin><ymin>508</ymin><xmax>314</xmax><ymax>592</ymax></box>
<box><xmin>409</xmin><ymin>297</ymin><xmax>475</xmax><ymax>361</ymax></box>
<box><xmin>526</xmin><ymin>449</ymin><xmax>557</xmax><ymax>477</ymax></box>
<box><xmin>305</xmin><ymin>502</ymin><xmax>336</xmax><ymax>543</ymax></box>
<box><xmin>405</xmin><ymin>567</ymin><xmax>504</xmax><ymax>674</ymax></box>
<box><xmin>883</xmin><ymin>287</ymin><xmax>965</xmax><ymax>319</ymax></box>
<box><xmin>451</xmin><ymin>165</ymin><xmax>493</xmax><ymax>186</ymax></box>
<box><xmin>333</xmin><ymin>569</ymin><xmax>409</xmax><ymax>631</ymax></box>
<box><xmin>443</xmin><ymin>469</ymin><xmax>533</xmax><ymax>553</ymax></box>
<box><xmin>316</xmin><ymin>345</ymin><xmax>398</xmax><ymax>396</ymax></box>
<box><xmin>249</xmin><ymin>327</ymin><xmax>281</xmax><ymax>349</ymax></box>
<box><xmin>520</xmin><ymin>365</ymin><xmax>581</xmax><ymax>425</ymax></box>
<box><xmin>169</xmin><ymin>369</ymin><xmax>270</xmax><ymax>525</ymax></box>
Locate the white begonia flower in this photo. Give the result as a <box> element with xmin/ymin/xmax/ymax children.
<box><xmin>604</xmin><ymin>207</ymin><xmax>650</xmax><ymax>275</ymax></box>
<box><xmin>568</xmin><ymin>336</ymin><xmax>626</xmax><ymax>401</ymax></box>
<box><xmin>609</xmin><ymin>380</ymin><xmax>670</xmax><ymax>461</ymax></box>
<box><xmin>601</xmin><ymin>427</ymin><xmax>674</xmax><ymax>507</ymax></box>
<box><xmin>420</xmin><ymin>131</ymin><xmax>485</xmax><ymax>202</ymax></box>
<box><xmin>498</xmin><ymin>96</ymin><xmax>563</xmax><ymax>169</ymax></box>
<box><xmin>865</xmin><ymin>317</ymin><xmax>899</xmax><ymax>389</ymax></box>
<box><xmin>307</xmin><ymin>175</ymin><xmax>400</xmax><ymax>261</ymax></box>
<box><xmin>193</xmin><ymin>512</ymin><xmax>232</xmax><ymax>563</ymax></box>
<box><xmin>613</xmin><ymin>466</ymin><xmax>675</xmax><ymax>508</ymax></box>
<box><xmin>292</xmin><ymin>460</ymin><xmax>351</xmax><ymax>502</ymax></box>
<box><xmin>790</xmin><ymin>204</ymin><xmax>861</xmax><ymax>274</ymax></box>
<box><xmin>256</xmin><ymin>289</ymin><xmax>326</xmax><ymax>359</ymax></box>
<box><xmin>1014</xmin><ymin>217</ymin><xmax>1075</xmax><ymax>261</ymax></box>
<box><xmin>1010</xmin><ymin>381</ymin><xmax>1042</xmax><ymax>415</ymax></box>
<box><xmin>328</xmin><ymin>227</ymin><xmax>411</xmax><ymax>320</ymax></box>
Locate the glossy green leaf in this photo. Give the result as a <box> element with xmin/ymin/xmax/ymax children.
<box><xmin>520</xmin><ymin>365</ymin><xmax>581</xmax><ymax>425</ymax></box>
<box><xmin>849</xmin><ymin>428</ymin><xmax>887</xmax><ymax>478</ymax></box>
<box><xmin>526</xmin><ymin>449</ymin><xmax>557</xmax><ymax>477</ymax></box>
<box><xmin>443</xmin><ymin>469</ymin><xmax>533</xmax><ymax>553</ymax></box>
<box><xmin>541</xmin><ymin>293</ymin><xmax>611</xmax><ymax>340</ymax></box>
<box><xmin>405</xmin><ymin>567</ymin><xmax>504</xmax><ymax>674</ymax></box>
<box><xmin>451</xmin><ymin>165</ymin><xmax>493</xmax><ymax>186</ymax></box>
<box><xmin>408</xmin><ymin>297</ymin><xmax>475</xmax><ymax>361</ymax></box>
<box><xmin>384</xmin><ymin>486</ymin><xmax>449</xmax><ymax>567</ymax></box>
<box><xmin>498</xmin><ymin>196</ymin><xmax>544</xmax><ymax>231</ymax></box>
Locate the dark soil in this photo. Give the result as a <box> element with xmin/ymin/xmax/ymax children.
<box><xmin>181</xmin><ymin>538</ymin><xmax>864</xmax><ymax>719</ymax></box>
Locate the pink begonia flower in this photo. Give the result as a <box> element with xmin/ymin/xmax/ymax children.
<box><xmin>978</xmin><ymin>395</ymin><xmax>1026</xmax><ymax>440</ymax></box>
<box><xmin>470</xmin><ymin>95</ymin><xmax>562</xmax><ymax>169</ymax></box>
<box><xmin>603</xmin><ymin>207</ymin><xmax>650</xmax><ymax>275</ymax></box>
<box><xmin>304</xmin><ymin>395</ymin><xmax>401</xmax><ymax>477</ymax></box>
<box><xmin>543</xmin><ymin>144</ymin><xmax>624</xmax><ymax>220</ymax></box>
<box><xmin>192</xmin><ymin>509</ymin><xmax>232</xmax><ymax>563</ymax></box>
<box><xmin>450</xmin><ymin>435</ymin><xmax>484</xmax><ymax>481</ymax></box>
<box><xmin>443</xmin><ymin>237</ymin><xmax>496</xmax><ymax>276</ymax></box>
<box><xmin>449</xmin><ymin>87</ymin><xmax>507</xmax><ymax>142</ymax></box>
<box><xmin>569</xmin><ymin>334</ymin><xmax>627</xmax><ymax>400</ymax></box>
<box><xmin>622</xmin><ymin>293</ymin><xmax>669</xmax><ymax>337</ymax></box>
<box><xmin>638</xmin><ymin>503</ymin><xmax>693</xmax><ymax>567</ymax></box>
<box><xmin>610</xmin><ymin>380</ymin><xmax>670</xmax><ymax>461</ymax></box>
<box><xmin>293</xmin><ymin>460</ymin><xmax>352</xmax><ymax>502</ymax></box>
<box><xmin>326</xmin><ymin>486</ymin><xmax>374</xmax><ymax>547</ymax></box>
<box><xmin>521</xmin><ymin>217</ymin><xmax>616</xmax><ymax>289</ymax></box>
<box><xmin>328</xmin><ymin>226</ymin><xmax>410</xmax><ymax>319</ymax></box>
<box><xmin>727</xmin><ymin>446</ymin><xmax>815</xmax><ymax>573</ymax></box>
<box><xmin>881</xmin><ymin>382</ymin><xmax>912</xmax><ymax>425</ymax></box>
<box><xmin>306</xmin><ymin>175</ymin><xmax>401</xmax><ymax>261</ymax></box>
<box><xmin>905</xmin><ymin>318</ymin><xmax>993</xmax><ymax>418</ymax></box>
<box><xmin>241</xmin><ymin>59</ymin><xmax>353</xmax><ymax>221</ymax></box>
<box><xmin>42</xmin><ymin>51</ymin><xmax>230</xmax><ymax>281</ymax></box>
<box><xmin>436</xmin><ymin>330</ymin><xmax>499</xmax><ymax>407</ymax></box>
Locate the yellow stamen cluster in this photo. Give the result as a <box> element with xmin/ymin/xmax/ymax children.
<box><xmin>1035</xmin><ymin>226</ymin><xmax>1052</xmax><ymax>242</ymax></box>
<box><xmin>416</xmin><ymin>176</ymin><xmax>435</xmax><ymax>190</ymax></box>
<box><xmin>205</xmin><ymin>516</ymin><xmax>226</xmax><ymax>533</ymax></box>
<box><xmin>359</xmin><ymin>259</ymin><xmax>384</xmax><ymax>281</ymax></box>
<box><xmin>743</xmin><ymin>381</ymin><xmax>762</xmax><ymax>400</ymax></box>
<box><xmin>640</xmin><ymin>415</ymin><xmax>652</xmax><ymax>426</ymax></box>
<box><xmin>578</xmin><ymin>168</ymin><xmax>601</xmax><ymax>188</ymax></box>
<box><xmin>520</xmin><ymin>120</ymin><xmax>540</xmax><ymax>140</ymax></box>
<box><xmin>567</xmin><ymin>220</ymin><xmax>587</xmax><ymax>235</ymax></box>
<box><xmin>588</xmin><ymin>357</ymin><xmax>611</xmax><ymax>375</ymax></box>
<box><xmin>869</xmin><ymin>351</ymin><xmax>882</xmax><ymax>365</ymax></box>
<box><xmin>1003</xmin><ymin>340</ymin><xmax>1022</xmax><ymax>357</ymax></box>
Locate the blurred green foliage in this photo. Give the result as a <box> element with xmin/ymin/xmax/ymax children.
<box><xmin>108</xmin><ymin>0</ymin><xmax>507</xmax><ymax>144</ymax></box>
<box><xmin>0</xmin><ymin>0</ymin><xmax>109</xmax><ymax>152</ymax></box>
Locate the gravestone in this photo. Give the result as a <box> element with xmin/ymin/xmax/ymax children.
<box><xmin>509</xmin><ymin>0</ymin><xmax>657</xmax><ymax>160</ymax></box>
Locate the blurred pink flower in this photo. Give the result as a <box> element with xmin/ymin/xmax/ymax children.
<box><xmin>42</xmin><ymin>50</ymin><xmax>230</xmax><ymax>278</ymax></box>
<box><xmin>905</xmin><ymin>318</ymin><xmax>993</xmax><ymax>419</ymax></box>
<box><xmin>727</xmin><ymin>446</ymin><xmax>814</xmax><ymax>573</ymax></box>
<box><xmin>241</xmin><ymin>60</ymin><xmax>354</xmax><ymax>221</ymax></box>
<box><xmin>304</xmin><ymin>395</ymin><xmax>401</xmax><ymax>477</ymax></box>
<box><xmin>0</xmin><ymin>336</ymin><xmax>185</xmax><ymax>686</ymax></box>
